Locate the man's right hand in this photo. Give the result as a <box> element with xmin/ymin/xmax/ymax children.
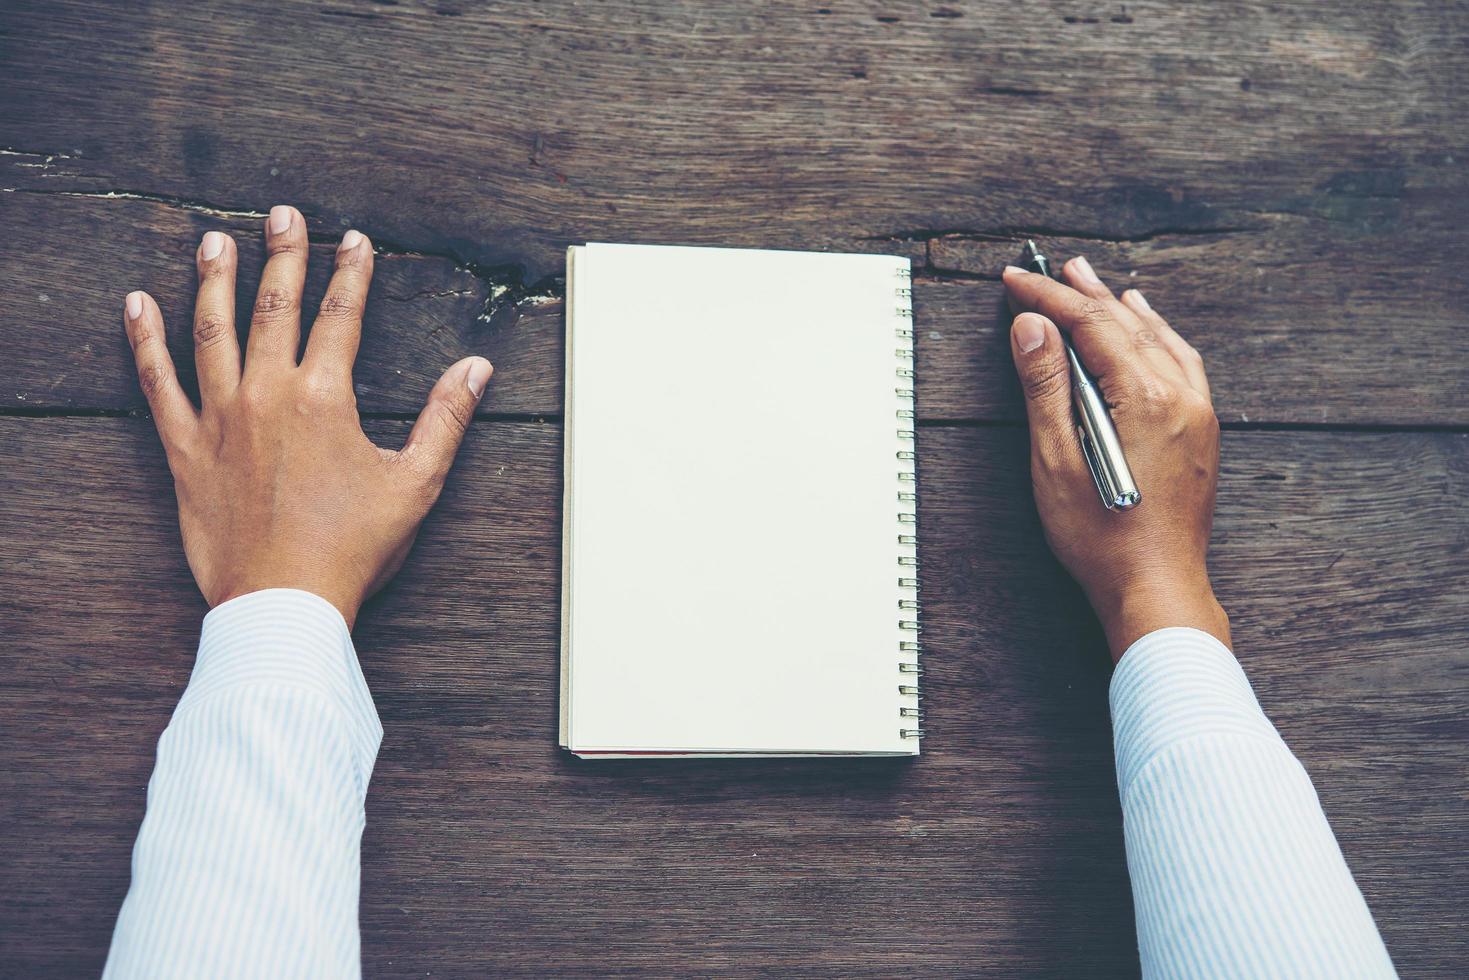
<box><xmin>1001</xmin><ymin>256</ymin><xmax>1229</xmax><ymax>661</ymax></box>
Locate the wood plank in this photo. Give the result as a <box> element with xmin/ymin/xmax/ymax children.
<box><xmin>919</xmin><ymin>217</ymin><xmax>1469</xmax><ymax>424</ymax></box>
<box><xmin>0</xmin><ymin>192</ymin><xmax>562</xmax><ymax>418</ymax></box>
<box><xmin>3</xmin><ymin>191</ymin><xmax>1466</xmax><ymax>425</ymax></box>
<box><xmin>4</xmin><ymin>1</ymin><xmax>1468</xmax><ymax>282</ymax></box>
<box><xmin>2</xmin><ymin>418</ymin><xmax>1464</xmax><ymax>975</ymax></box>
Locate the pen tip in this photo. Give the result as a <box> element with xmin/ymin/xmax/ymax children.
<box><xmin>1024</xmin><ymin>238</ymin><xmax>1039</xmax><ymax>256</ymax></box>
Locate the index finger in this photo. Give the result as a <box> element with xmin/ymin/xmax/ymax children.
<box><xmin>124</xmin><ymin>291</ymin><xmax>198</xmax><ymax>456</ymax></box>
<box><xmin>1001</xmin><ymin>266</ymin><xmax>1148</xmax><ymax>385</ymax></box>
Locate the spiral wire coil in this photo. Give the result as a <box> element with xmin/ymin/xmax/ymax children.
<box><xmin>894</xmin><ymin>265</ymin><xmax>924</xmax><ymax>740</ymax></box>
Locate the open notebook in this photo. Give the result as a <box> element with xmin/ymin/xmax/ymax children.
<box><xmin>559</xmin><ymin>243</ymin><xmax>921</xmax><ymax>757</ymax></box>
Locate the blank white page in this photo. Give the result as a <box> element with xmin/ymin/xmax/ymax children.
<box><xmin>563</xmin><ymin>242</ymin><xmax>918</xmax><ymax>755</ymax></box>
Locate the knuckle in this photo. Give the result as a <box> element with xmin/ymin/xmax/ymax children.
<box><xmin>162</xmin><ymin>431</ymin><xmax>196</xmax><ymax>464</ymax></box>
<box><xmin>199</xmin><ymin>255</ymin><xmax>232</xmax><ymax>280</ymax></box>
<box><xmin>1022</xmin><ymin>353</ymin><xmax>1070</xmax><ymax>402</ymax></box>
<box><xmin>439</xmin><ymin>394</ymin><xmax>474</xmax><ymax>436</ymax></box>
<box><xmin>1075</xmin><ymin>300</ymin><xmax>1113</xmax><ymax>328</ymax></box>
<box><xmin>318</xmin><ymin>289</ymin><xmax>362</xmax><ymax>320</ymax></box>
<box><xmin>334</xmin><ymin>246</ymin><xmax>369</xmax><ymax>271</ymax></box>
<box><xmin>1181</xmin><ymin>389</ymin><xmax>1217</xmax><ymax>425</ymax></box>
<box><xmin>137</xmin><ymin>361</ymin><xmax>169</xmax><ymax>398</ymax></box>
<box><xmin>1132</xmin><ymin>328</ymin><xmax>1163</xmax><ymax>352</ymax></box>
<box><xmin>237</xmin><ymin>380</ymin><xmax>272</xmax><ymax>414</ymax></box>
<box><xmin>267</xmin><ymin>237</ymin><xmax>307</xmax><ymax>257</ymax></box>
<box><xmin>1133</xmin><ymin>377</ymin><xmax>1179</xmax><ymax>417</ymax></box>
<box><xmin>1146</xmin><ymin>377</ymin><xmax>1180</xmax><ymax>406</ymax></box>
<box><xmin>300</xmin><ymin>369</ymin><xmax>345</xmax><ymax>406</ymax></box>
<box><xmin>193</xmin><ymin>312</ymin><xmax>230</xmax><ymax>350</ymax></box>
<box><xmin>254</xmin><ymin>287</ymin><xmax>297</xmax><ymax>318</ymax></box>
<box><xmin>128</xmin><ymin>322</ymin><xmax>158</xmax><ymax>352</ymax></box>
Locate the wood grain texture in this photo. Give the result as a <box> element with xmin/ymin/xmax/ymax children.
<box><xmin>3</xmin><ymin>190</ymin><xmax>1466</xmax><ymax>425</ymax></box>
<box><xmin>3</xmin><ymin>0</ymin><xmax>1468</xmax><ymax>976</ymax></box>
<box><xmin>5</xmin><ymin>0</ymin><xmax>1469</xmax><ymax>280</ymax></box>
<box><xmin>4</xmin><ymin>1</ymin><xmax>1469</xmax><ymax>425</ymax></box>
<box><xmin>2</xmin><ymin>419</ymin><xmax>1464</xmax><ymax>976</ymax></box>
<box><xmin>0</xmin><ymin>192</ymin><xmax>562</xmax><ymax>418</ymax></box>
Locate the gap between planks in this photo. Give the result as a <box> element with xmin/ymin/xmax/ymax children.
<box><xmin>1</xmin><ymin>408</ymin><xmax>1466</xmax><ymax>436</ymax></box>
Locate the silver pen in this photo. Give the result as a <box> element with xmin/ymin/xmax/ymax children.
<box><xmin>1022</xmin><ymin>240</ymin><xmax>1141</xmax><ymax>511</ymax></box>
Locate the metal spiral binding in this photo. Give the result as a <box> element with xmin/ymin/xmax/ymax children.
<box><xmin>894</xmin><ymin>263</ymin><xmax>924</xmax><ymax>740</ymax></box>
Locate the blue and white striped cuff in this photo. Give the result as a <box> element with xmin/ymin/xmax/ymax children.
<box><xmin>179</xmin><ymin>588</ymin><xmax>383</xmax><ymax>798</ymax></box>
<box><xmin>1110</xmin><ymin>627</ymin><xmax>1283</xmax><ymax>797</ymax></box>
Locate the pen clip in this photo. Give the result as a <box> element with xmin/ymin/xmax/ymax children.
<box><xmin>1077</xmin><ymin>424</ymin><xmax>1119</xmax><ymax>510</ymax></box>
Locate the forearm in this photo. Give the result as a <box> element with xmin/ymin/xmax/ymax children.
<box><xmin>1112</xmin><ymin>628</ymin><xmax>1394</xmax><ymax>978</ymax></box>
<box><xmin>105</xmin><ymin>590</ymin><xmax>381</xmax><ymax>980</ymax></box>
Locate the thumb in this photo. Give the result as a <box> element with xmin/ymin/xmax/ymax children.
<box><xmin>1010</xmin><ymin>313</ymin><xmax>1075</xmax><ymax>465</ymax></box>
<box><xmin>401</xmin><ymin>356</ymin><xmax>493</xmax><ymax>489</ymax></box>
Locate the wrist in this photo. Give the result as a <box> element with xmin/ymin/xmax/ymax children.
<box><xmin>212</xmin><ymin>580</ymin><xmax>361</xmax><ymax>631</ymax></box>
<box><xmin>1091</xmin><ymin>572</ymin><xmax>1229</xmax><ymax>664</ymax></box>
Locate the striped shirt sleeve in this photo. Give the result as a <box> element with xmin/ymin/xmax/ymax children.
<box><xmin>104</xmin><ymin>589</ymin><xmax>382</xmax><ymax>980</ymax></box>
<box><xmin>1111</xmin><ymin>627</ymin><xmax>1396</xmax><ymax>979</ymax></box>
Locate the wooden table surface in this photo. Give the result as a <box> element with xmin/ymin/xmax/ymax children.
<box><xmin>3</xmin><ymin>2</ymin><xmax>1467</xmax><ymax>976</ymax></box>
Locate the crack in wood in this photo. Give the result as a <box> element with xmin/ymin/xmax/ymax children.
<box><xmin>915</xmin><ymin>269</ymin><xmax>996</xmax><ymax>284</ymax></box>
<box><xmin>0</xmin><ymin>185</ymin><xmax>1324</xmax><ymax>325</ymax></box>
<box><xmin>2</xmin><ymin>146</ymin><xmax>102</xmax><ymax>183</ymax></box>
<box><xmin>869</xmin><ymin>222</ymin><xmax>1265</xmax><ymax>246</ymax></box>
<box><xmin>381</xmin><ymin>287</ymin><xmax>479</xmax><ymax>303</ymax></box>
<box><xmin>0</xmin><ymin>405</ymin><xmax>557</xmax><ymax>424</ymax></box>
<box><xmin>915</xmin><ymin>418</ymin><xmax>1469</xmax><ymax>435</ymax></box>
<box><xmin>8</xmin><ymin>186</ymin><xmax>269</xmax><ymax>221</ymax></box>
<box><xmin>1</xmin><ymin>145</ymin><xmax>77</xmax><ymax>163</ymax></box>
<box><xmin>5</xmin><ymin>183</ymin><xmax>1272</xmax><ymax>309</ymax></box>
<box><xmin>6</xmin><ymin>185</ymin><xmax>563</xmax><ymax>319</ymax></box>
<box><xmin>4</xmin><ymin>405</ymin><xmax>1464</xmax><ymax>435</ymax></box>
<box><xmin>366</xmin><ymin>241</ymin><xmax>563</xmax><ymax>320</ymax></box>
<box><xmin>981</xmin><ymin>86</ymin><xmax>1048</xmax><ymax>97</ymax></box>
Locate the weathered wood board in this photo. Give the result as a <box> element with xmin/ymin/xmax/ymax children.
<box><xmin>3</xmin><ymin>0</ymin><xmax>1468</xmax><ymax>975</ymax></box>
<box><xmin>1</xmin><ymin>420</ymin><xmax>1464</xmax><ymax>975</ymax></box>
<box><xmin>3</xmin><ymin>192</ymin><xmax>1466</xmax><ymax>425</ymax></box>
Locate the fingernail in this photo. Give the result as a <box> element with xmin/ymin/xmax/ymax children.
<box><xmin>1071</xmin><ymin>255</ymin><xmax>1101</xmax><ymax>285</ymax></box>
<box><xmin>200</xmin><ymin>231</ymin><xmax>225</xmax><ymax>261</ymax></box>
<box><xmin>1002</xmin><ymin>265</ymin><xmax>1025</xmax><ymax>277</ymax></box>
<box><xmin>466</xmin><ymin>358</ymin><xmax>494</xmax><ymax>398</ymax></box>
<box><xmin>1128</xmin><ymin>288</ymin><xmax>1151</xmax><ymax>311</ymax></box>
<box><xmin>1014</xmin><ymin>312</ymin><xmax>1048</xmax><ymax>353</ymax></box>
<box><xmin>339</xmin><ymin>229</ymin><xmax>363</xmax><ymax>253</ymax></box>
<box><xmin>268</xmin><ymin>205</ymin><xmax>292</xmax><ymax>235</ymax></box>
<box><xmin>125</xmin><ymin>291</ymin><xmax>143</xmax><ymax>320</ymax></box>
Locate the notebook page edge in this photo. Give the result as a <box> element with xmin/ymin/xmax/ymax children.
<box><xmin>557</xmin><ymin>244</ymin><xmax>585</xmax><ymax>749</ymax></box>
